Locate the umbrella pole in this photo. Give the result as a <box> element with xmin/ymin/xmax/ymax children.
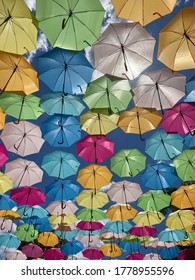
<box><xmin>125</xmin><ymin>156</ymin><xmax>133</xmax><ymax>176</ymax></box>
<box><xmin>58</xmin><ymin>121</ymin><xmax>64</xmax><ymax>145</ymax></box>
<box><xmin>136</xmin><ymin>111</ymin><xmax>145</xmax><ymax>141</ymax></box>
<box><xmin>57</xmin><ymin>158</ymin><xmax>63</xmax><ymax>180</ymax></box>
<box><xmin>17</xmin><ymin>165</ymin><xmax>28</xmax><ymax>187</ymax></box>
<box><xmin>0</xmin><ymin>63</ymin><xmax>19</xmax><ymax>93</ymax></box>
<box><xmin>94</xmin><ymin>141</ymin><xmax>98</xmax><ymax>163</ymax></box>
<box><xmin>160</xmin><ymin>139</ymin><xmax>174</xmax><ymax>160</ymax></box>
<box><xmin>184</xmin><ymin>190</ymin><xmax>195</xmax><ymax>208</ymax></box>
<box><xmin>122</xmin><ymin>185</ymin><xmax>131</xmax><ymax>210</ymax></box>
<box><xmin>97</xmin><ymin>113</ymin><xmax>102</xmax><ymax>135</ymax></box>
<box><xmin>14</xmin><ymin>133</ymin><xmax>27</xmax><ymax>151</ymax></box>
<box><xmin>151</xmin><ymin>193</ymin><xmax>162</xmax><ymax>220</ymax></box>
<box><xmin>155</xmin><ymin>83</ymin><xmax>164</xmax><ymax>115</ymax></box>
<box><xmin>13</xmin><ymin>97</ymin><xmax>25</xmax><ymax>124</ymax></box>
<box><xmin>180</xmin><ymin>111</ymin><xmax>195</xmax><ymax>136</ymax></box>
<box><xmin>156</xmin><ymin>170</ymin><xmax>166</xmax><ymax>193</ymax></box>
<box><xmin>120</xmin><ymin>44</ymin><xmax>128</xmax><ymax>72</ymax></box>
<box><xmin>184</xmin><ymin>32</ymin><xmax>195</xmax><ymax>47</ymax></box>
<box><xmin>177</xmin><ymin>213</ymin><xmax>189</xmax><ymax>239</ymax></box>
<box><xmin>106</xmin><ymin>87</ymin><xmax>112</xmax><ymax>114</ymax></box>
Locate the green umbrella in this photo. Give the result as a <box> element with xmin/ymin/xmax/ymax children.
<box><xmin>173</xmin><ymin>149</ymin><xmax>195</xmax><ymax>182</ymax></box>
<box><xmin>137</xmin><ymin>190</ymin><xmax>171</xmax><ymax>212</ymax></box>
<box><xmin>15</xmin><ymin>224</ymin><xmax>38</xmax><ymax>242</ymax></box>
<box><xmin>76</xmin><ymin>208</ymin><xmax>106</xmax><ymax>221</ymax></box>
<box><xmin>83</xmin><ymin>75</ymin><xmax>132</xmax><ymax>113</ymax></box>
<box><xmin>122</xmin><ymin>235</ymin><xmax>150</xmax><ymax>242</ymax></box>
<box><xmin>36</xmin><ymin>0</ymin><xmax>105</xmax><ymax>51</ymax></box>
<box><xmin>110</xmin><ymin>149</ymin><xmax>146</xmax><ymax>177</ymax></box>
<box><xmin>0</xmin><ymin>92</ymin><xmax>44</xmax><ymax>123</ymax></box>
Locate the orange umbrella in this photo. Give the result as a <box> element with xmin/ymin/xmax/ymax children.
<box><xmin>171</xmin><ymin>184</ymin><xmax>195</xmax><ymax>209</ymax></box>
<box><xmin>0</xmin><ymin>108</ymin><xmax>5</xmax><ymax>130</ymax></box>
<box><xmin>100</xmin><ymin>243</ymin><xmax>122</xmax><ymax>258</ymax></box>
<box><xmin>37</xmin><ymin>232</ymin><xmax>59</xmax><ymax>247</ymax></box>
<box><xmin>106</xmin><ymin>204</ymin><xmax>138</xmax><ymax>221</ymax></box>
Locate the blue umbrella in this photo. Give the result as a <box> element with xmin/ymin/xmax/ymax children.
<box><xmin>55</xmin><ymin>230</ymin><xmax>78</xmax><ymax>241</ymax></box>
<box><xmin>0</xmin><ymin>233</ymin><xmax>21</xmax><ymax>252</ymax></box>
<box><xmin>120</xmin><ymin>241</ymin><xmax>141</xmax><ymax>253</ymax></box>
<box><xmin>46</xmin><ymin>179</ymin><xmax>80</xmax><ymax>201</ymax></box>
<box><xmin>158</xmin><ymin>228</ymin><xmax>186</xmax><ymax>242</ymax></box>
<box><xmin>184</xmin><ymin>133</ymin><xmax>195</xmax><ymax>148</ymax></box>
<box><xmin>160</xmin><ymin>246</ymin><xmax>180</xmax><ymax>260</ymax></box>
<box><xmin>40</xmin><ymin>93</ymin><xmax>86</xmax><ymax>116</ymax></box>
<box><xmin>103</xmin><ymin>221</ymin><xmax>132</xmax><ymax>233</ymax></box>
<box><xmin>0</xmin><ymin>194</ymin><xmax>16</xmax><ymax>210</ymax></box>
<box><xmin>186</xmin><ymin>75</ymin><xmax>195</xmax><ymax>94</ymax></box>
<box><xmin>141</xmin><ymin>163</ymin><xmax>179</xmax><ymax>192</ymax></box>
<box><xmin>61</xmin><ymin>240</ymin><xmax>84</xmax><ymax>256</ymax></box>
<box><xmin>41</xmin><ymin>151</ymin><xmax>80</xmax><ymax>179</ymax></box>
<box><xmin>16</xmin><ymin>206</ymin><xmax>49</xmax><ymax>219</ymax></box>
<box><xmin>41</xmin><ymin>114</ymin><xmax>81</xmax><ymax>147</ymax></box>
<box><xmin>22</xmin><ymin>217</ymin><xmax>53</xmax><ymax>232</ymax></box>
<box><xmin>38</xmin><ymin>48</ymin><xmax>93</xmax><ymax>94</ymax></box>
<box><xmin>145</xmin><ymin>129</ymin><xmax>184</xmax><ymax>160</ymax></box>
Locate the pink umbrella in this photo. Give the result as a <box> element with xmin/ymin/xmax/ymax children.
<box><xmin>21</xmin><ymin>243</ymin><xmax>43</xmax><ymax>259</ymax></box>
<box><xmin>129</xmin><ymin>225</ymin><xmax>157</xmax><ymax>236</ymax></box>
<box><xmin>76</xmin><ymin>221</ymin><xmax>104</xmax><ymax>231</ymax></box>
<box><xmin>82</xmin><ymin>248</ymin><xmax>104</xmax><ymax>260</ymax></box>
<box><xmin>76</xmin><ymin>135</ymin><xmax>114</xmax><ymax>163</ymax></box>
<box><xmin>126</xmin><ymin>252</ymin><xmax>145</xmax><ymax>260</ymax></box>
<box><xmin>43</xmin><ymin>248</ymin><xmax>65</xmax><ymax>260</ymax></box>
<box><xmin>178</xmin><ymin>248</ymin><xmax>195</xmax><ymax>260</ymax></box>
<box><xmin>160</xmin><ymin>102</ymin><xmax>195</xmax><ymax>135</ymax></box>
<box><xmin>10</xmin><ymin>186</ymin><xmax>46</xmax><ymax>206</ymax></box>
<box><xmin>0</xmin><ymin>144</ymin><xmax>8</xmax><ymax>167</ymax></box>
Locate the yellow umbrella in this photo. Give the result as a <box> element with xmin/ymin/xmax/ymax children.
<box><xmin>37</xmin><ymin>232</ymin><xmax>59</xmax><ymax>247</ymax></box>
<box><xmin>133</xmin><ymin>211</ymin><xmax>165</xmax><ymax>226</ymax></box>
<box><xmin>0</xmin><ymin>51</ymin><xmax>39</xmax><ymax>95</ymax></box>
<box><xmin>0</xmin><ymin>0</ymin><xmax>37</xmax><ymax>55</ymax></box>
<box><xmin>166</xmin><ymin>210</ymin><xmax>195</xmax><ymax>230</ymax></box>
<box><xmin>118</xmin><ymin>107</ymin><xmax>162</xmax><ymax>141</ymax></box>
<box><xmin>0</xmin><ymin>210</ymin><xmax>20</xmax><ymax>219</ymax></box>
<box><xmin>111</xmin><ymin>0</ymin><xmax>177</xmax><ymax>26</ymax></box>
<box><xmin>80</xmin><ymin>110</ymin><xmax>119</xmax><ymax>135</ymax></box>
<box><xmin>75</xmin><ymin>190</ymin><xmax>109</xmax><ymax>209</ymax></box>
<box><xmin>106</xmin><ymin>204</ymin><xmax>137</xmax><ymax>221</ymax></box>
<box><xmin>0</xmin><ymin>108</ymin><xmax>5</xmax><ymax>130</ymax></box>
<box><xmin>158</xmin><ymin>7</ymin><xmax>195</xmax><ymax>71</ymax></box>
<box><xmin>48</xmin><ymin>214</ymin><xmax>77</xmax><ymax>225</ymax></box>
<box><xmin>100</xmin><ymin>243</ymin><xmax>122</xmax><ymax>258</ymax></box>
<box><xmin>77</xmin><ymin>164</ymin><xmax>112</xmax><ymax>192</ymax></box>
<box><xmin>0</xmin><ymin>172</ymin><xmax>13</xmax><ymax>194</ymax></box>
<box><xmin>171</xmin><ymin>184</ymin><xmax>195</xmax><ymax>209</ymax></box>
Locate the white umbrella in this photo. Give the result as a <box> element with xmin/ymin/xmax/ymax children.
<box><xmin>144</xmin><ymin>253</ymin><xmax>162</xmax><ymax>260</ymax></box>
<box><xmin>5</xmin><ymin>249</ymin><xmax>27</xmax><ymax>260</ymax></box>
<box><xmin>46</xmin><ymin>201</ymin><xmax>78</xmax><ymax>215</ymax></box>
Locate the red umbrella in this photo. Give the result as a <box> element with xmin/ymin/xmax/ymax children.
<box><xmin>76</xmin><ymin>135</ymin><xmax>114</xmax><ymax>163</ymax></box>
<box><xmin>126</xmin><ymin>252</ymin><xmax>145</xmax><ymax>260</ymax></box>
<box><xmin>129</xmin><ymin>225</ymin><xmax>157</xmax><ymax>236</ymax></box>
<box><xmin>76</xmin><ymin>221</ymin><xmax>104</xmax><ymax>231</ymax></box>
<box><xmin>0</xmin><ymin>144</ymin><xmax>8</xmax><ymax>167</ymax></box>
<box><xmin>160</xmin><ymin>102</ymin><xmax>195</xmax><ymax>135</ymax></box>
<box><xmin>82</xmin><ymin>248</ymin><xmax>104</xmax><ymax>260</ymax></box>
<box><xmin>43</xmin><ymin>248</ymin><xmax>65</xmax><ymax>260</ymax></box>
<box><xmin>178</xmin><ymin>248</ymin><xmax>195</xmax><ymax>260</ymax></box>
<box><xmin>10</xmin><ymin>186</ymin><xmax>46</xmax><ymax>206</ymax></box>
<box><xmin>21</xmin><ymin>243</ymin><xmax>43</xmax><ymax>259</ymax></box>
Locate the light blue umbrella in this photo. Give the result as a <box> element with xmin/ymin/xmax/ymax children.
<box><xmin>61</xmin><ymin>240</ymin><xmax>84</xmax><ymax>256</ymax></box>
<box><xmin>103</xmin><ymin>221</ymin><xmax>132</xmax><ymax>233</ymax></box>
<box><xmin>38</xmin><ymin>48</ymin><xmax>93</xmax><ymax>94</ymax></box>
<box><xmin>0</xmin><ymin>233</ymin><xmax>21</xmax><ymax>252</ymax></box>
<box><xmin>186</xmin><ymin>75</ymin><xmax>195</xmax><ymax>94</ymax></box>
<box><xmin>141</xmin><ymin>163</ymin><xmax>179</xmax><ymax>191</ymax></box>
<box><xmin>145</xmin><ymin>129</ymin><xmax>184</xmax><ymax>160</ymax></box>
<box><xmin>0</xmin><ymin>194</ymin><xmax>16</xmax><ymax>210</ymax></box>
<box><xmin>41</xmin><ymin>151</ymin><xmax>80</xmax><ymax>179</ymax></box>
<box><xmin>16</xmin><ymin>206</ymin><xmax>49</xmax><ymax>219</ymax></box>
<box><xmin>46</xmin><ymin>180</ymin><xmax>80</xmax><ymax>201</ymax></box>
<box><xmin>120</xmin><ymin>241</ymin><xmax>141</xmax><ymax>253</ymax></box>
<box><xmin>55</xmin><ymin>230</ymin><xmax>78</xmax><ymax>241</ymax></box>
<box><xmin>22</xmin><ymin>217</ymin><xmax>53</xmax><ymax>232</ymax></box>
<box><xmin>158</xmin><ymin>228</ymin><xmax>186</xmax><ymax>242</ymax></box>
<box><xmin>160</xmin><ymin>246</ymin><xmax>180</xmax><ymax>260</ymax></box>
<box><xmin>184</xmin><ymin>133</ymin><xmax>195</xmax><ymax>148</ymax></box>
<box><xmin>40</xmin><ymin>93</ymin><xmax>86</xmax><ymax>116</ymax></box>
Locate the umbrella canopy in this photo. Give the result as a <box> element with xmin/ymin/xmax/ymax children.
<box><xmin>184</xmin><ymin>133</ymin><xmax>195</xmax><ymax>148</ymax></box>
<box><xmin>158</xmin><ymin>7</ymin><xmax>195</xmax><ymax>71</ymax></box>
<box><xmin>49</xmin><ymin>214</ymin><xmax>77</xmax><ymax>225</ymax></box>
<box><xmin>0</xmin><ymin>233</ymin><xmax>21</xmax><ymax>251</ymax></box>
<box><xmin>5</xmin><ymin>158</ymin><xmax>43</xmax><ymax>187</ymax></box>
<box><xmin>106</xmin><ymin>204</ymin><xmax>138</xmax><ymax>221</ymax></box>
<box><xmin>126</xmin><ymin>252</ymin><xmax>145</xmax><ymax>260</ymax></box>
<box><xmin>82</xmin><ymin>248</ymin><xmax>104</xmax><ymax>260</ymax></box>
<box><xmin>111</xmin><ymin>0</ymin><xmax>177</xmax><ymax>26</ymax></box>
<box><xmin>118</xmin><ymin>107</ymin><xmax>162</xmax><ymax>141</ymax></box>
<box><xmin>100</xmin><ymin>243</ymin><xmax>122</xmax><ymax>258</ymax></box>
<box><xmin>171</xmin><ymin>184</ymin><xmax>195</xmax><ymax>209</ymax></box>
<box><xmin>43</xmin><ymin>248</ymin><xmax>64</xmax><ymax>260</ymax></box>
<box><xmin>133</xmin><ymin>211</ymin><xmax>165</xmax><ymax>226</ymax></box>
<box><xmin>145</xmin><ymin>129</ymin><xmax>184</xmax><ymax>161</ymax></box>
<box><xmin>0</xmin><ymin>218</ymin><xmax>16</xmax><ymax>233</ymax></box>
<box><xmin>0</xmin><ymin>121</ymin><xmax>45</xmax><ymax>156</ymax></box>
<box><xmin>158</xmin><ymin>228</ymin><xmax>186</xmax><ymax>242</ymax></box>
<box><xmin>23</xmin><ymin>244</ymin><xmax>44</xmax><ymax>259</ymax></box>
<box><xmin>15</xmin><ymin>224</ymin><xmax>38</xmax><ymax>242</ymax></box>
<box><xmin>0</xmin><ymin>144</ymin><xmax>8</xmax><ymax>167</ymax></box>
<box><xmin>166</xmin><ymin>210</ymin><xmax>195</xmax><ymax>230</ymax></box>
<box><xmin>129</xmin><ymin>225</ymin><xmax>157</xmax><ymax>237</ymax></box>
<box><xmin>0</xmin><ymin>51</ymin><xmax>38</xmax><ymax>94</ymax></box>
<box><xmin>16</xmin><ymin>205</ymin><xmax>48</xmax><ymax>219</ymax></box>
<box><xmin>0</xmin><ymin>172</ymin><xmax>13</xmax><ymax>194</ymax></box>
<box><xmin>10</xmin><ymin>186</ymin><xmax>46</xmax><ymax>206</ymax></box>
<box><xmin>41</xmin><ymin>151</ymin><xmax>80</xmax><ymax>179</ymax></box>
<box><xmin>36</xmin><ymin>0</ymin><xmax>105</xmax><ymax>51</ymax></box>
<box><xmin>0</xmin><ymin>108</ymin><xmax>5</xmax><ymax>130</ymax></box>
<box><xmin>178</xmin><ymin>248</ymin><xmax>195</xmax><ymax>260</ymax></box>
<box><xmin>110</xmin><ymin>149</ymin><xmax>146</xmax><ymax>177</ymax></box>
<box><xmin>93</xmin><ymin>22</ymin><xmax>155</xmax><ymax>80</ymax></box>
<box><xmin>61</xmin><ymin>240</ymin><xmax>84</xmax><ymax>256</ymax></box>
<box><xmin>76</xmin><ymin>190</ymin><xmax>109</xmax><ymax>209</ymax></box>
<box><xmin>132</xmin><ymin>67</ymin><xmax>186</xmax><ymax>113</ymax></box>
<box><xmin>76</xmin><ymin>135</ymin><xmax>114</xmax><ymax>163</ymax></box>
<box><xmin>160</xmin><ymin>246</ymin><xmax>180</xmax><ymax>260</ymax></box>
<box><xmin>76</xmin><ymin>208</ymin><xmax>105</xmax><ymax>222</ymax></box>
<box><xmin>5</xmin><ymin>250</ymin><xmax>27</xmax><ymax>260</ymax></box>
<box><xmin>144</xmin><ymin>253</ymin><xmax>162</xmax><ymax>260</ymax></box>
<box><xmin>46</xmin><ymin>201</ymin><xmax>78</xmax><ymax>215</ymax></box>
<box><xmin>38</xmin><ymin>47</ymin><xmax>93</xmax><ymax>94</ymax></box>
<box><xmin>41</xmin><ymin>114</ymin><xmax>81</xmax><ymax>147</ymax></box>
<box><xmin>83</xmin><ymin>75</ymin><xmax>132</xmax><ymax>113</ymax></box>
<box><xmin>0</xmin><ymin>0</ymin><xmax>37</xmax><ymax>55</ymax></box>
<box><xmin>76</xmin><ymin>221</ymin><xmax>104</xmax><ymax>231</ymax></box>
<box><xmin>37</xmin><ymin>232</ymin><xmax>59</xmax><ymax>247</ymax></box>
<box><xmin>173</xmin><ymin>149</ymin><xmax>195</xmax><ymax>182</ymax></box>
<box><xmin>0</xmin><ymin>194</ymin><xmax>16</xmax><ymax>210</ymax></box>
<box><xmin>103</xmin><ymin>221</ymin><xmax>132</xmax><ymax>233</ymax></box>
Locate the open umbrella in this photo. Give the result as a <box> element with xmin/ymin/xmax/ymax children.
<box><xmin>103</xmin><ymin>221</ymin><xmax>132</xmax><ymax>234</ymax></box>
<box><xmin>0</xmin><ymin>145</ymin><xmax>8</xmax><ymax>167</ymax></box>
<box><xmin>133</xmin><ymin>211</ymin><xmax>165</xmax><ymax>226</ymax></box>
<box><xmin>76</xmin><ymin>190</ymin><xmax>109</xmax><ymax>209</ymax></box>
<box><xmin>36</xmin><ymin>0</ymin><xmax>105</xmax><ymax>51</ymax></box>
<box><xmin>166</xmin><ymin>210</ymin><xmax>195</xmax><ymax>230</ymax></box>
<box><xmin>37</xmin><ymin>232</ymin><xmax>59</xmax><ymax>247</ymax></box>
<box><xmin>0</xmin><ymin>194</ymin><xmax>16</xmax><ymax>210</ymax></box>
<box><xmin>76</xmin><ymin>208</ymin><xmax>105</xmax><ymax>222</ymax></box>
<box><xmin>0</xmin><ymin>172</ymin><xmax>13</xmax><ymax>194</ymax></box>
<box><xmin>16</xmin><ymin>205</ymin><xmax>48</xmax><ymax>219</ymax></box>
<box><xmin>126</xmin><ymin>252</ymin><xmax>145</xmax><ymax>260</ymax></box>
<box><xmin>49</xmin><ymin>214</ymin><xmax>77</xmax><ymax>225</ymax></box>
<box><xmin>158</xmin><ymin>228</ymin><xmax>186</xmax><ymax>242</ymax></box>
<box><xmin>178</xmin><ymin>248</ymin><xmax>195</xmax><ymax>260</ymax></box>
<box><xmin>158</xmin><ymin>7</ymin><xmax>195</xmax><ymax>71</ymax></box>
<box><xmin>76</xmin><ymin>221</ymin><xmax>104</xmax><ymax>231</ymax></box>
<box><xmin>93</xmin><ymin>22</ymin><xmax>155</xmax><ymax>80</ymax></box>
<box><xmin>106</xmin><ymin>204</ymin><xmax>138</xmax><ymax>221</ymax></box>
<box><xmin>46</xmin><ymin>201</ymin><xmax>78</xmax><ymax>216</ymax></box>
<box><xmin>38</xmin><ymin>47</ymin><xmax>93</xmax><ymax>94</ymax></box>
<box><xmin>0</xmin><ymin>233</ymin><xmax>21</xmax><ymax>252</ymax></box>
<box><xmin>100</xmin><ymin>243</ymin><xmax>122</xmax><ymax>258</ymax></box>
<box><xmin>129</xmin><ymin>225</ymin><xmax>157</xmax><ymax>237</ymax></box>
<box><xmin>171</xmin><ymin>184</ymin><xmax>195</xmax><ymax>209</ymax></box>
<box><xmin>160</xmin><ymin>246</ymin><xmax>180</xmax><ymax>260</ymax></box>
<box><xmin>82</xmin><ymin>248</ymin><xmax>104</xmax><ymax>260</ymax></box>
<box><xmin>110</xmin><ymin>149</ymin><xmax>146</xmax><ymax>177</ymax></box>
<box><xmin>15</xmin><ymin>224</ymin><xmax>38</xmax><ymax>242</ymax></box>
<box><xmin>43</xmin><ymin>248</ymin><xmax>64</xmax><ymax>260</ymax></box>
<box><xmin>5</xmin><ymin>250</ymin><xmax>27</xmax><ymax>260</ymax></box>
<box><xmin>61</xmin><ymin>240</ymin><xmax>84</xmax><ymax>256</ymax></box>
<box><xmin>0</xmin><ymin>121</ymin><xmax>45</xmax><ymax>156</ymax></box>
<box><xmin>0</xmin><ymin>218</ymin><xmax>16</xmax><ymax>233</ymax></box>
<box><xmin>0</xmin><ymin>108</ymin><xmax>5</xmax><ymax>130</ymax></box>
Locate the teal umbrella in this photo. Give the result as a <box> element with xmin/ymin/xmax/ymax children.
<box><xmin>41</xmin><ymin>151</ymin><xmax>80</xmax><ymax>179</ymax></box>
<box><xmin>0</xmin><ymin>233</ymin><xmax>21</xmax><ymax>252</ymax></box>
<box><xmin>158</xmin><ymin>228</ymin><xmax>186</xmax><ymax>242</ymax></box>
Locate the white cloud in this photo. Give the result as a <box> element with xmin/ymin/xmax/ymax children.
<box><xmin>24</xmin><ymin>0</ymin><xmax>36</xmax><ymax>11</ymax></box>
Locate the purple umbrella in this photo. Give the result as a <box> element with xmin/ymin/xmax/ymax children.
<box><xmin>21</xmin><ymin>243</ymin><xmax>43</xmax><ymax>259</ymax></box>
<box><xmin>82</xmin><ymin>248</ymin><xmax>104</xmax><ymax>260</ymax></box>
<box><xmin>76</xmin><ymin>221</ymin><xmax>104</xmax><ymax>231</ymax></box>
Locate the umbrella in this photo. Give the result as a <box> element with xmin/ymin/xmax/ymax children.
<box><xmin>80</xmin><ymin>110</ymin><xmax>119</xmax><ymax>135</ymax></box>
<box><xmin>173</xmin><ymin>149</ymin><xmax>195</xmax><ymax>182</ymax></box>
<box><xmin>77</xmin><ymin>164</ymin><xmax>112</xmax><ymax>192</ymax></box>
<box><xmin>0</xmin><ymin>194</ymin><xmax>16</xmax><ymax>210</ymax></box>
<box><xmin>82</xmin><ymin>248</ymin><xmax>104</xmax><ymax>260</ymax></box>
<box><xmin>158</xmin><ymin>228</ymin><xmax>186</xmax><ymax>242</ymax></box>
<box><xmin>76</xmin><ymin>208</ymin><xmax>105</xmax><ymax>222</ymax></box>
<box><xmin>106</xmin><ymin>204</ymin><xmax>138</xmax><ymax>221</ymax></box>
<box><xmin>166</xmin><ymin>210</ymin><xmax>195</xmax><ymax>230</ymax></box>
<box><xmin>77</xmin><ymin>234</ymin><xmax>100</xmax><ymax>247</ymax></box>
<box><xmin>111</xmin><ymin>0</ymin><xmax>177</xmax><ymax>26</ymax></box>
<box><xmin>83</xmin><ymin>75</ymin><xmax>132</xmax><ymax>113</ymax></box>
<box><xmin>0</xmin><ymin>233</ymin><xmax>20</xmax><ymax>252</ymax></box>
<box><xmin>46</xmin><ymin>201</ymin><xmax>78</xmax><ymax>215</ymax></box>
<box><xmin>41</xmin><ymin>151</ymin><xmax>80</xmax><ymax>179</ymax></box>
<box><xmin>21</xmin><ymin>243</ymin><xmax>43</xmax><ymax>259</ymax></box>
<box><xmin>0</xmin><ymin>218</ymin><xmax>16</xmax><ymax>233</ymax></box>
<box><xmin>160</xmin><ymin>102</ymin><xmax>195</xmax><ymax>135</ymax></box>
<box><xmin>145</xmin><ymin>129</ymin><xmax>184</xmax><ymax>160</ymax></box>
<box><xmin>15</xmin><ymin>224</ymin><xmax>38</xmax><ymax>242</ymax></box>
<box><xmin>46</xmin><ymin>179</ymin><xmax>80</xmax><ymax>201</ymax></box>
<box><xmin>76</xmin><ymin>221</ymin><xmax>104</xmax><ymax>231</ymax></box>
<box><xmin>186</xmin><ymin>75</ymin><xmax>195</xmax><ymax>94</ymax></box>
<box><xmin>0</xmin><ymin>51</ymin><xmax>39</xmax><ymax>94</ymax></box>
<box><xmin>0</xmin><ymin>0</ymin><xmax>37</xmax><ymax>55</ymax></box>
<box><xmin>55</xmin><ymin>229</ymin><xmax>78</xmax><ymax>241</ymax></box>
<box><xmin>41</xmin><ymin>114</ymin><xmax>81</xmax><ymax>147</ymax></box>
<box><xmin>0</xmin><ymin>172</ymin><xmax>13</xmax><ymax>194</ymax></box>
<box><xmin>126</xmin><ymin>252</ymin><xmax>145</xmax><ymax>260</ymax></box>
<box><xmin>144</xmin><ymin>253</ymin><xmax>162</xmax><ymax>260</ymax></box>
<box><xmin>129</xmin><ymin>225</ymin><xmax>157</xmax><ymax>239</ymax></box>
<box><xmin>118</xmin><ymin>107</ymin><xmax>162</xmax><ymax>141</ymax></box>
<box><xmin>171</xmin><ymin>184</ymin><xmax>195</xmax><ymax>209</ymax></box>
<box><xmin>36</xmin><ymin>0</ymin><xmax>105</xmax><ymax>51</ymax></box>
<box><xmin>100</xmin><ymin>243</ymin><xmax>122</xmax><ymax>258</ymax></box>
<box><xmin>16</xmin><ymin>205</ymin><xmax>48</xmax><ymax>219</ymax></box>
<box><xmin>141</xmin><ymin>163</ymin><xmax>179</xmax><ymax>191</ymax></box>
<box><xmin>43</xmin><ymin>248</ymin><xmax>64</xmax><ymax>260</ymax></box>
<box><xmin>184</xmin><ymin>133</ymin><xmax>195</xmax><ymax>148</ymax></box>
<box><xmin>133</xmin><ymin>211</ymin><xmax>165</xmax><ymax>226</ymax></box>
<box><xmin>132</xmin><ymin>67</ymin><xmax>186</xmax><ymax>113</ymax></box>
<box><xmin>0</xmin><ymin>145</ymin><xmax>8</xmax><ymax>167</ymax></box>
<box><xmin>5</xmin><ymin>158</ymin><xmax>43</xmax><ymax>187</ymax></box>
<box><xmin>5</xmin><ymin>250</ymin><xmax>27</xmax><ymax>260</ymax></box>
<box><xmin>0</xmin><ymin>92</ymin><xmax>44</xmax><ymax>123</ymax></box>
<box><xmin>110</xmin><ymin>149</ymin><xmax>146</xmax><ymax>177</ymax></box>
<box><xmin>61</xmin><ymin>240</ymin><xmax>84</xmax><ymax>256</ymax></box>
<box><xmin>37</xmin><ymin>232</ymin><xmax>59</xmax><ymax>247</ymax></box>
<box><xmin>40</xmin><ymin>92</ymin><xmax>85</xmax><ymax>116</ymax></box>
<box><xmin>76</xmin><ymin>190</ymin><xmax>109</xmax><ymax>209</ymax></box>
<box><xmin>49</xmin><ymin>214</ymin><xmax>77</xmax><ymax>225</ymax></box>
<box><xmin>0</xmin><ymin>108</ymin><xmax>5</xmax><ymax>130</ymax></box>
<box><xmin>158</xmin><ymin>7</ymin><xmax>195</xmax><ymax>71</ymax></box>
<box><xmin>178</xmin><ymin>248</ymin><xmax>195</xmax><ymax>260</ymax></box>
<box><xmin>160</xmin><ymin>246</ymin><xmax>180</xmax><ymax>259</ymax></box>
<box><xmin>76</xmin><ymin>135</ymin><xmax>114</xmax><ymax>163</ymax></box>
<box><xmin>0</xmin><ymin>210</ymin><xmax>20</xmax><ymax>220</ymax></box>
<box><xmin>103</xmin><ymin>221</ymin><xmax>132</xmax><ymax>233</ymax></box>
<box><xmin>93</xmin><ymin>22</ymin><xmax>155</xmax><ymax>80</ymax></box>
<box><xmin>0</xmin><ymin>121</ymin><xmax>45</xmax><ymax>156</ymax></box>
<box><xmin>38</xmin><ymin>47</ymin><xmax>93</xmax><ymax>94</ymax></box>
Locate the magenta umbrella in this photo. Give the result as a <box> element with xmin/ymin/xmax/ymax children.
<box><xmin>76</xmin><ymin>221</ymin><xmax>104</xmax><ymax>231</ymax></box>
<box><xmin>160</xmin><ymin>102</ymin><xmax>195</xmax><ymax>135</ymax></box>
<box><xmin>129</xmin><ymin>225</ymin><xmax>157</xmax><ymax>237</ymax></box>
<box><xmin>178</xmin><ymin>248</ymin><xmax>195</xmax><ymax>260</ymax></box>
<box><xmin>126</xmin><ymin>252</ymin><xmax>145</xmax><ymax>260</ymax></box>
<box><xmin>76</xmin><ymin>135</ymin><xmax>114</xmax><ymax>163</ymax></box>
<box><xmin>10</xmin><ymin>186</ymin><xmax>46</xmax><ymax>206</ymax></box>
<box><xmin>21</xmin><ymin>243</ymin><xmax>43</xmax><ymax>259</ymax></box>
<box><xmin>43</xmin><ymin>248</ymin><xmax>65</xmax><ymax>260</ymax></box>
<box><xmin>0</xmin><ymin>144</ymin><xmax>8</xmax><ymax>167</ymax></box>
<box><xmin>82</xmin><ymin>248</ymin><xmax>104</xmax><ymax>260</ymax></box>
